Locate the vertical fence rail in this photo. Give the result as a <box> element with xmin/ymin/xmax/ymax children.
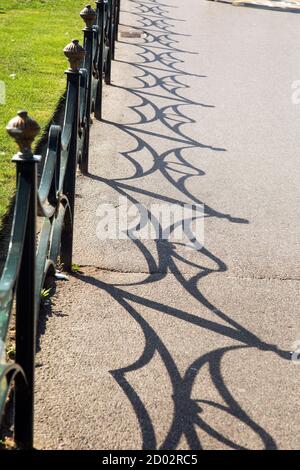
<box><xmin>14</xmin><ymin>150</ymin><xmax>40</xmax><ymax>448</ymax></box>
<box><xmin>0</xmin><ymin>0</ymin><xmax>120</xmax><ymax>449</ymax></box>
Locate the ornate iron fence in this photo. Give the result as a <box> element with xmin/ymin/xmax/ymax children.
<box><xmin>0</xmin><ymin>0</ymin><xmax>120</xmax><ymax>449</ymax></box>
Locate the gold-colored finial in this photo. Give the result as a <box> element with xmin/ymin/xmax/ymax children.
<box><xmin>80</xmin><ymin>4</ymin><xmax>97</xmax><ymax>29</ymax></box>
<box><xmin>63</xmin><ymin>39</ymin><xmax>85</xmax><ymax>72</ymax></box>
<box><xmin>6</xmin><ymin>111</ymin><xmax>40</xmax><ymax>156</ymax></box>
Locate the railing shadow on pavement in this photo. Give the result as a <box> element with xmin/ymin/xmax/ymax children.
<box><xmin>83</xmin><ymin>0</ymin><xmax>291</xmax><ymax>449</ymax></box>
<box><xmin>0</xmin><ymin>0</ymin><xmax>120</xmax><ymax>449</ymax></box>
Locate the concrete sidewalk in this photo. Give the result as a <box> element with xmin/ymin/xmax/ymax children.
<box><xmin>35</xmin><ymin>0</ymin><xmax>300</xmax><ymax>449</ymax></box>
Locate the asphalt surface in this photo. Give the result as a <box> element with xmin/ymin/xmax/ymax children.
<box><xmin>35</xmin><ymin>0</ymin><xmax>300</xmax><ymax>449</ymax></box>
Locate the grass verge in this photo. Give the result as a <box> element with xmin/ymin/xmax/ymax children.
<box><xmin>0</xmin><ymin>0</ymin><xmax>87</xmax><ymax>227</ymax></box>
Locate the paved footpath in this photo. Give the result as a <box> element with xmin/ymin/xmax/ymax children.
<box><xmin>35</xmin><ymin>0</ymin><xmax>300</xmax><ymax>449</ymax></box>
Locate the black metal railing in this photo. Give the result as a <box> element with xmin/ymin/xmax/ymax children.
<box><xmin>0</xmin><ymin>0</ymin><xmax>120</xmax><ymax>449</ymax></box>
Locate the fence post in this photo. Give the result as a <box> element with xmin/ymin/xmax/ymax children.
<box><xmin>104</xmin><ymin>0</ymin><xmax>114</xmax><ymax>84</ymax></box>
<box><xmin>80</xmin><ymin>4</ymin><xmax>97</xmax><ymax>174</ymax></box>
<box><xmin>95</xmin><ymin>0</ymin><xmax>105</xmax><ymax>120</ymax></box>
<box><xmin>60</xmin><ymin>39</ymin><xmax>85</xmax><ymax>271</ymax></box>
<box><xmin>114</xmin><ymin>0</ymin><xmax>120</xmax><ymax>45</ymax></box>
<box><xmin>6</xmin><ymin>111</ymin><xmax>41</xmax><ymax>449</ymax></box>
<box><xmin>111</xmin><ymin>0</ymin><xmax>117</xmax><ymax>61</ymax></box>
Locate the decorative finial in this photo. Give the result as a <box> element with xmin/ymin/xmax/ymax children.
<box><xmin>63</xmin><ymin>39</ymin><xmax>85</xmax><ymax>72</ymax></box>
<box><xmin>6</xmin><ymin>111</ymin><xmax>40</xmax><ymax>156</ymax></box>
<box><xmin>80</xmin><ymin>4</ymin><xmax>97</xmax><ymax>29</ymax></box>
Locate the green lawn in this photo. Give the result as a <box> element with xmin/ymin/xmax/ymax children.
<box><xmin>0</xmin><ymin>0</ymin><xmax>87</xmax><ymax>227</ymax></box>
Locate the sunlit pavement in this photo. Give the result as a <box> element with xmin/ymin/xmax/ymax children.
<box><xmin>35</xmin><ymin>0</ymin><xmax>300</xmax><ymax>450</ymax></box>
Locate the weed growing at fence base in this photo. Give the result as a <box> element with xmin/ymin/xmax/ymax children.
<box><xmin>0</xmin><ymin>0</ymin><xmax>86</xmax><ymax>227</ymax></box>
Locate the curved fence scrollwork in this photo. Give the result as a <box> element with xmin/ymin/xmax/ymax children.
<box><xmin>0</xmin><ymin>0</ymin><xmax>120</xmax><ymax>448</ymax></box>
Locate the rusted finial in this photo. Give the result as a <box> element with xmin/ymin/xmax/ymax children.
<box><xmin>6</xmin><ymin>111</ymin><xmax>40</xmax><ymax>156</ymax></box>
<box><xmin>80</xmin><ymin>4</ymin><xmax>97</xmax><ymax>29</ymax></box>
<box><xmin>63</xmin><ymin>39</ymin><xmax>85</xmax><ymax>72</ymax></box>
